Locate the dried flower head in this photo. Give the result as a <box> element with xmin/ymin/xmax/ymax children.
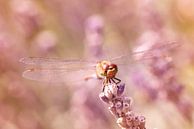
<box><xmin>99</xmin><ymin>82</ymin><xmax>146</xmax><ymax>129</ymax></box>
<box><xmin>99</xmin><ymin>83</ymin><xmax>125</xmax><ymax>103</ymax></box>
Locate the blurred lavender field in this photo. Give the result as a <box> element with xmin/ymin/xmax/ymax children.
<box><xmin>0</xmin><ymin>0</ymin><xmax>194</xmax><ymax>129</ymax></box>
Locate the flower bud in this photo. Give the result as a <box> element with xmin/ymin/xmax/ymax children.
<box><xmin>126</xmin><ymin>111</ymin><xmax>135</xmax><ymax>122</ymax></box>
<box><xmin>99</xmin><ymin>92</ymin><xmax>109</xmax><ymax>103</ymax></box>
<box><xmin>138</xmin><ymin>115</ymin><xmax>146</xmax><ymax>129</ymax></box>
<box><xmin>117</xmin><ymin>83</ymin><xmax>125</xmax><ymax>96</ymax></box>
<box><xmin>133</xmin><ymin>116</ymin><xmax>140</xmax><ymax>126</ymax></box>
<box><xmin>108</xmin><ymin>83</ymin><xmax>118</xmax><ymax>96</ymax></box>
<box><xmin>117</xmin><ymin>117</ymin><xmax>128</xmax><ymax>128</ymax></box>
<box><xmin>115</xmin><ymin>100</ymin><xmax>123</xmax><ymax>115</ymax></box>
<box><xmin>109</xmin><ymin>105</ymin><xmax>119</xmax><ymax>117</ymax></box>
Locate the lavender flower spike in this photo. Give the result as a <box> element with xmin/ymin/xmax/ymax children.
<box><xmin>99</xmin><ymin>82</ymin><xmax>146</xmax><ymax>129</ymax></box>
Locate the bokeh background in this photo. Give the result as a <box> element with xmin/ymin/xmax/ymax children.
<box><xmin>0</xmin><ymin>0</ymin><xmax>194</xmax><ymax>129</ymax></box>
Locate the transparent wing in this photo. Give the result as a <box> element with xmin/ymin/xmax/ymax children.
<box><xmin>22</xmin><ymin>68</ymin><xmax>96</xmax><ymax>83</ymax></box>
<box><xmin>110</xmin><ymin>42</ymin><xmax>180</xmax><ymax>64</ymax></box>
<box><xmin>20</xmin><ymin>57</ymin><xmax>96</xmax><ymax>68</ymax></box>
<box><xmin>20</xmin><ymin>57</ymin><xmax>96</xmax><ymax>83</ymax></box>
<box><xmin>109</xmin><ymin>42</ymin><xmax>180</xmax><ymax>84</ymax></box>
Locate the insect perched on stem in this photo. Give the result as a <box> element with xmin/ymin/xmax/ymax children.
<box><xmin>20</xmin><ymin>42</ymin><xmax>179</xmax><ymax>91</ymax></box>
<box><xmin>93</xmin><ymin>60</ymin><xmax>120</xmax><ymax>84</ymax></box>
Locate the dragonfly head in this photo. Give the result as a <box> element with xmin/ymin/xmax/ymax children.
<box><xmin>96</xmin><ymin>61</ymin><xmax>118</xmax><ymax>79</ymax></box>
<box><xmin>106</xmin><ymin>63</ymin><xmax>118</xmax><ymax>78</ymax></box>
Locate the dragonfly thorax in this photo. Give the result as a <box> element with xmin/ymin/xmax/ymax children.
<box><xmin>96</xmin><ymin>60</ymin><xmax>118</xmax><ymax>79</ymax></box>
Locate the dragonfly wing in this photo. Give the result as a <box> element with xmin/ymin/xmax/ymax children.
<box><xmin>20</xmin><ymin>57</ymin><xmax>97</xmax><ymax>83</ymax></box>
<box><xmin>22</xmin><ymin>68</ymin><xmax>96</xmax><ymax>83</ymax></box>
<box><xmin>110</xmin><ymin>42</ymin><xmax>180</xmax><ymax>64</ymax></box>
<box><xmin>20</xmin><ymin>57</ymin><xmax>96</xmax><ymax>68</ymax></box>
<box><xmin>132</xmin><ymin>41</ymin><xmax>180</xmax><ymax>59</ymax></box>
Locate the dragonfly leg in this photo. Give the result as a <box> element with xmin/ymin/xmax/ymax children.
<box><xmin>111</xmin><ymin>78</ymin><xmax>116</xmax><ymax>84</ymax></box>
<box><xmin>113</xmin><ymin>77</ymin><xmax>121</xmax><ymax>84</ymax></box>
<box><xmin>102</xmin><ymin>78</ymin><xmax>108</xmax><ymax>92</ymax></box>
<box><xmin>102</xmin><ymin>85</ymin><xmax>105</xmax><ymax>92</ymax></box>
<box><xmin>108</xmin><ymin>79</ymin><xmax>112</xmax><ymax>83</ymax></box>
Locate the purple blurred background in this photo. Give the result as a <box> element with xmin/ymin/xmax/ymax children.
<box><xmin>0</xmin><ymin>0</ymin><xmax>194</xmax><ymax>129</ymax></box>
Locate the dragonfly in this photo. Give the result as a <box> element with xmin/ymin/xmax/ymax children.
<box><xmin>20</xmin><ymin>42</ymin><xmax>179</xmax><ymax>90</ymax></box>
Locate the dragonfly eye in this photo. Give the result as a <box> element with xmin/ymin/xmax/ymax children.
<box><xmin>109</xmin><ymin>64</ymin><xmax>118</xmax><ymax>71</ymax></box>
<box><xmin>109</xmin><ymin>67</ymin><xmax>114</xmax><ymax>70</ymax></box>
